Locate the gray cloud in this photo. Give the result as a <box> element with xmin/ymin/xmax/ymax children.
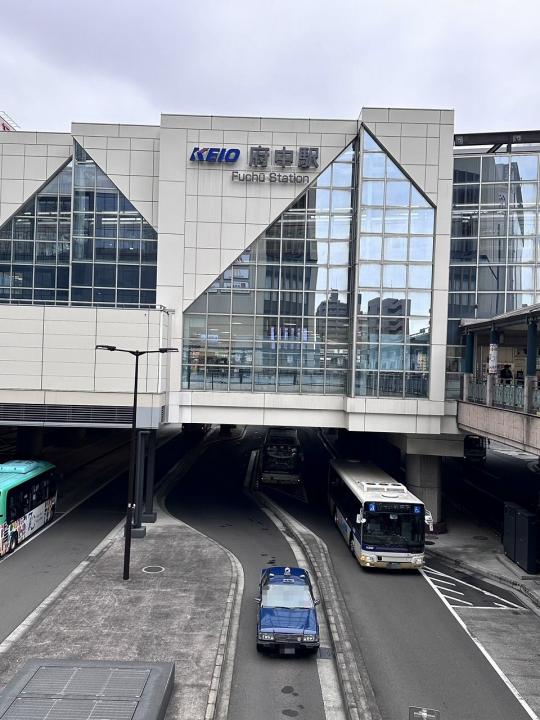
<box><xmin>1</xmin><ymin>0</ymin><xmax>539</xmax><ymax>132</ymax></box>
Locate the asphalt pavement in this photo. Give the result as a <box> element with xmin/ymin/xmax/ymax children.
<box><xmin>0</xmin><ymin>425</ymin><xmax>539</xmax><ymax>720</ymax></box>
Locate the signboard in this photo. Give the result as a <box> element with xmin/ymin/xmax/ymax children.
<box><xmin>488</xmin><ymin>343</ymin><xmax>498</xmax><ymax>374</ymax></box>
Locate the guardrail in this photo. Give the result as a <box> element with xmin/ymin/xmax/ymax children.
<box><xmin>465</xmin><ymin>378</ymin><xmax>539</xmax><ymax>413</ymax></box>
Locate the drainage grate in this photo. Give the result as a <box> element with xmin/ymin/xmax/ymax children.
<box><xmin>0</xmin><ymin>660</ymin><xmax>174</xmax><ymax>720</ymax></box>
<box><xmin>3</xmin><ymin>697</ymin><xmax>137</xmax><ymax>720</ymax></box>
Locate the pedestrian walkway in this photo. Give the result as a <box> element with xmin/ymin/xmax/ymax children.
<box><xmin>0</xmin><ymin>505</ymin><xmax>240</xmax><ymax>720</ymax></box>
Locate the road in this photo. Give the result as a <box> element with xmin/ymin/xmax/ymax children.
<box><xmin>165</xmin><ymin>428</ymin><xmax>327</xmax><ymax>720</ymax></box>
<box><xmin>260</xmin><ymin>428</ymin><xmax>532</xmax><ymax>720</ymax></box>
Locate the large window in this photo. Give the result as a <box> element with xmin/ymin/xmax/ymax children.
<box><xmin>355</xmin><ymin>129</ymin><xmax>434</xmax><ymax>398</ymax></box>
<box><xmin>182</xmin><ymin>146</ymin><xmax>354</xmax><ymax>395</ymax></box>
<box><xmin>448</xmin><ymin>152</ymin><xmax>540</xmax><ymax>397</ymax></box>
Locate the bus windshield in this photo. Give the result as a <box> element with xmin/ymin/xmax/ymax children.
<box><xmin>362</xmin><ymin>510</ymin><xmax>424</xmax><ymax>551</ymax></box>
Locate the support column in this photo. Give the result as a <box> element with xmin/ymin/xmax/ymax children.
<box><xmin>16</xmin><ymin>427</ymin><xmax>44</xmax><ymax>457</ymax></box>
<box><xmin>463</xmin><ymin>333</ymin><xmax>474</xmax><ymax>401</ymax></box>
<box><xmin>406</xmin><ymin>454</ymin><xmax>444</xmax><ymax>532</ymax></box>
<box><xmin>132</xmin><ymin>430</ymin><xmax>147</xmax><ymax>539</ymax></box>
<box><xmin>525</xmin><ymin>321</ymin><xmax>538</xmax><ymax>414</ymax></box>
<box><xmin>142</xmin><ymin>430</ymin><xmax>157</xmax><ymax>523</ymax></box>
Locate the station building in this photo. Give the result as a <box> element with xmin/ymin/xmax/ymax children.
<box><xmin>1</xmin><ymin>107</ymin><xmax>538</xmax><ymax>517</ymax></box>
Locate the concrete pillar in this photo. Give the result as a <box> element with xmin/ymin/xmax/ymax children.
<box><xmin>406</xmin><ymin>454</ymin><xmax>443</xmax><ymax>529</ymax></box>
<box><xmin>464</xmin><ymin>333</ymin><xmax>474</xmax><ymax>374</ymax></box>
<box><xmin>462</xmin><ymin>373</ymin><xmax>472</xmax><ymax>402</ymax></box>
<box><xmin>525</xmin><ymin>322</ymin><xmax>538</xmax><ymax>414</ymax></box>
<box><xmin>132</xmin><ymin>431</ymin><xmax>147</xmax><ymax>539</ymax></box>
<box><xmin>142</xmin><ymin>430</ymin><xmax>157</xmax><ymax>523</ymax></box>
<box><xmin>486</xmin><ymin>374</ymin><xmax>495</xmax><ymax>406</ymax></box>
<box><xmin>16</xmin><ymin>427</ymin><xmax>44</xmax><ymax>457</ymax></box>
<box><xmin>524</xmin><ymin>375</ymin><xmax>537</xmax><ymax>415</ymax></box>
<box><xmin>488</xmin><ymin>328</ymin><xmax>499</xmax><ymax>377</ymax></box>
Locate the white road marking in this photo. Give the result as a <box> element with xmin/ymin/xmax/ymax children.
<box><xmin>426</xmin><ymin>578</ymin><xmax>456</xmax><ymax>586</ymax></box>
<box><xmin>424</xmin><ymin>566</ymin><xmax>522</xmax><ymax>609</ymax></box>
<box><xmin>440</xmin><ymin>588</ymin><xmax>465</xmax><ymax>595</ymax></box>
<box><xmin>445</xmin><ymin>596</ymin><xmax>473</xmax><ymax>606</ymax></box>
<box><xmin>421</xmin><ymin>570</ymin><xmax>539</xmax><ymax>720</ymax></box>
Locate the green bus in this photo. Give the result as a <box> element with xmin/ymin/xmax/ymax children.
<box><xmin>0</xmin><ymin>460</ymin><xmax>58</xmax><ymax>557</ymax></box>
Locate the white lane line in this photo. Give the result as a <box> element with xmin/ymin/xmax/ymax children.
<box><xmin>421</xmin><ymin>570</ymin><xmax>539</xmax><ymax>720</ymax></box>
<box><xmin>259</xmin><ymin>503</ymin><xmax>346</xmax><ymax>720</ymax></box>
<box><xmin>444</xmin><ymin>596</ymin><xmax>473</xmax><ymax>605</ymax></box>
<box><xmin>424</xmin><ymin>566</ymin><xmax>522</xmax><ymax>609</ymax></box>
<box><xmin>440</xmin><ymin>588</ymin><xmax>465</xmax><ymax>596</ymax></box>
<box><xmin>430</xmin><ymin>578</ymin><xmax>457</xmax><ymax>586</ymax></box>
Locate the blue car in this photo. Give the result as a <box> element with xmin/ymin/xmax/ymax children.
<box><xmin>256</xmin><ymin>566</ymin><xmax>320</xmax><ymax>654</ymax></box>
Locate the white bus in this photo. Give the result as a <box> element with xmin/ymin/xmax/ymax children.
<box><xmin>328</xmin><ymin>459</ymin><xmax>433</xmax><ymax>570</ymax></box>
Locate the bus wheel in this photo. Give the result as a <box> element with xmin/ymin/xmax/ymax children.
<box><xmin>349</xmin><ymin>535</ymin><xmax>356</xmax><ymax>557</ymax></box>
<box><xmin>8</xmin><ymin>533</ymin><xmax>18</xmax><ymax>553</ymax></box>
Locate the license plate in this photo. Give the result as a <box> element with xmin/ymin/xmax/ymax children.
<box><xmin>281</xmin><ymin>647</ymin><xmax>295</xmax><ymax>655</ymax></box>
<box><xmin>387</xmin><ymin>562</ymin><xmax>401</xmax><ymax>569</ymax></box>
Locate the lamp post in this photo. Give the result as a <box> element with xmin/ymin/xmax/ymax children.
<box><xmin>96</xmin><ymin>344</ymin><xmax>178</xmax><ymax>580</ymax></box>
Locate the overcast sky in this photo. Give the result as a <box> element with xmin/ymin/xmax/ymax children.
<box><xmin>2</xmin><ymin>0</ymin><xmax>539</xmax><ymax>134</ymax></box>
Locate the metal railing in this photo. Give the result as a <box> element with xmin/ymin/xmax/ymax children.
<box><xmin>467</xmin><ymin>380</ymin><xmax>486</xmax><ymax>404</ymax></box>
<box><xmin>493</xmin><ymin>382</ymin><xmax>524</xmax><ymax>410</ymax></box>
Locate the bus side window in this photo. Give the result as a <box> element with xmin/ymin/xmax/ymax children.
<box><xmin>7</xmin><ymin>490</ymin><xmax>21</xmax><ymax>523</ymax></box>
<box><xmin>21</xmin><ymin>484</ymin><xmax>31</xmax><ymax>515</ymax></box>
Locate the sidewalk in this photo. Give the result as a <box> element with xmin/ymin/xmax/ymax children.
<box><xmin>427</xmin><ymin>510</ymin><xmax>540</xmax><ymax>611</ymax></box>
<box><xmin>0</xmin><ymin>505</ymin><xmax>240</xmax><ymax>720</ymax></box>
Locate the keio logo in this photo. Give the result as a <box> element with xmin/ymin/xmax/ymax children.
<box><xmin>190</xmin><ymin>147</ymin><xmax>240</xmax><ymax>163</ymax></box>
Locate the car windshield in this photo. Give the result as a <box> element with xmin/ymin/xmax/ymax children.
<box><xmin>262</xmin><ymin>584</ymin><xmax>313</xmax><ymax>609</ymax></box>
<box><xmin>362</xmin><ymin>511</ymin><xmax>424</xmax><ymax>550</ymax></box>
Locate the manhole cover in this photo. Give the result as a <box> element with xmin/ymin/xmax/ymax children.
<box><xmin>472</xmin><ymin>536</ymin><xmax>488</xmax><ymax>541</ymax></box>
<box><xmin>425</xmin><ymin>540</ymin><xmax>435</xmax><ymax>545</ymax></box>
<box><xmin>142</xmin><ymin>566</ymin><xmax>165</xmax><ymax>574</ymax></box>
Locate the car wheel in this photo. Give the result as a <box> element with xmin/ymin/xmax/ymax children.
<box><xmin>8</xmin><ymin>533</ymin><xmax>18</xmax><ymax>553</ymax></box>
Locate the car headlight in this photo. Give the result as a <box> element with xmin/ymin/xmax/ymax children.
<box><xmin>303</xmin><ymin>635</ymin><xmax>318</xmax><ymax>642</ymax></box>
<box><xmin>361</xmin><ymin>554</ymin><xmax>377</xmax><ymax>563</ymax></box>
<box><xmin>258</xmin><ymin>632</ymin><xmax>274</xmax><ymax>641</ymax></box>
<box><xmin>412</xmin><ymin>556</ymin><xmax>424</xmax><ymax>566</ymax></box>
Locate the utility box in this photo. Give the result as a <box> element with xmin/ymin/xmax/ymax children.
<box><xmin>515</xmin><ymin>507</ymin><xmax>538</xmax><ymax>574</ymax></box>
<box><xmin>503</xmin><ymin>502</ymin><xmax>520</xmax><ymax>562</ymax></box>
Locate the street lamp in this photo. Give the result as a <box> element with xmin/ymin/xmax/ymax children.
<box><xmin>96</xmin><ymin>344</ymin><xmax>178</xmax><ymax>580</ymax></box>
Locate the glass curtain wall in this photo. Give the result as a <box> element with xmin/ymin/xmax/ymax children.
<box><xmin>355</xmin><ymin>129</ymin><xmax>435</xmax><ymax>398</ymax></box>
<box><xmin>182</xmin><ymin>145</ymin><xmax>355</xmax><ymax>394</ymax></box>
<box><xmin>447</xmin><ymin>152</ymin><xmax>540</xmax><ymax>396</ymax></box>
<box><xmin>71</xmin><ymin>142</ymin><xmax>157</xmax><ymax>307</ymax></box>
<box><xmin>0</xmin><ymin>163</ymin><xmax>73</xmax><ymax>304</ymax></box>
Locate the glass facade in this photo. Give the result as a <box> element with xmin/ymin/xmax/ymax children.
<box><xmin>356</xmin><ymin>130</ymin><xmax>434</xmax><ymax>398</ymax></box>
<box><xmin>182</xmin><ymin>129</ymin><xmax>435</xmax><ymax>397</ymax></box>
<box><xmin>182</xmin><ymin>146</ymin><xmax>355</xmax><ymax>394</ymax></box>
<box><xmin>0</xmin><ymin>163</ymin><xmax>72</xmax><ymax>304</ymax></box>
<box><xmin>0</xmin><ymin>142</ymin><xmax>158</xmax><ymax>307</ymax></box>
<box><xmin>71</xmin><ymin>143</ymin><xmax>157</xmax><ymax>307</ymax></box>
<box><xmin>447</xmin><ymin>151</ymin><xmax>540</xmax><ymax>396</ymax></box>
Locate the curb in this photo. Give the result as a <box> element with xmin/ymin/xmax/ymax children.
<box><xmin>253</xmin><ymin>484</ymin><xmax>382</xmax><ymax>720</ymax></box>
<box><xmin>426</xmin><ymin>547</ymin><xmax>540</xmax><ymax>612</ymax></box>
